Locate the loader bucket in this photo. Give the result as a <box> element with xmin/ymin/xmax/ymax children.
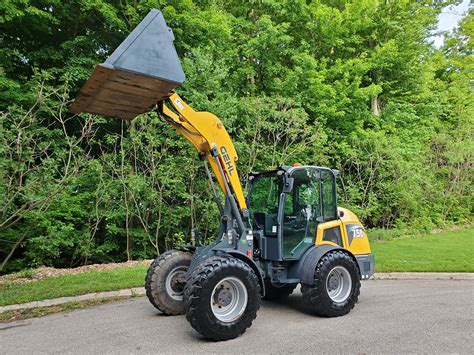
<box><xmin>70</xmin><ymin>9</ymin><xmax>185</xmax><ymax>120</ymax></box>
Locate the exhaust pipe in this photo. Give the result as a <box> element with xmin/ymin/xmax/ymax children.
<box><xmin>70</xmin><ymin>9</ymin><xmax>185</xmax><ymax>120</ymax></box>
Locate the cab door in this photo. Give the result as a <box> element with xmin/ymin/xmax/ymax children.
<box><xmin>315</xmin><ymin>169</ymin><xmax>345</xmax><ymax>248</ymax></box>
<box><xmin>281</xmin><ymin>169</ymin><xmax>321</xmax><ymax>259</ymax></box>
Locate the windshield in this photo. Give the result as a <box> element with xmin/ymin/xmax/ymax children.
<box><xmin>248</xmin><ymin>173</ymin><xmax>282</xmax><ymax>214</ymax></box>
<box><xmin>247</xmin><ymin>173</ymin><xmax>283</xmax><ymax>235</ymax></box>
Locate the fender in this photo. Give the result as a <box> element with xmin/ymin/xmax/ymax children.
<box><xmin>298</xmin><ymin>245</ymin><xmax>359</xmax><ymax>285</ymax></box>
<box><xmin>174</xmin><ymin>244</ymin><xmax>196</xmax><ymax>253</ymax></box>
<box><xmin>215</xmin><ymin>249</ymin><xmax>266</xmax><ymax>297</ymax></box>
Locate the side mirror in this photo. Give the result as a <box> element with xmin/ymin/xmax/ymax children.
<box><xmin>283</xmin><ymin>177</ymin><xmax>294</xmax><ymax>193</ymax></box>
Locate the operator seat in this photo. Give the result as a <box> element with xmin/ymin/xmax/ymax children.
<box><xmin>252</xmin><ymin>212</ymin><xmax>278</xmax><ymax>237</ymax></box>
<box><xmin>253</xmin><ymin>212</ymin><xmax>265</xmax><ymax>230</ymax></box>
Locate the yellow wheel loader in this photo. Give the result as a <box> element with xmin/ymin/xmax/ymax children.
<box><xmin>71</xmin><ymin>9</ymin><xmax>374</xmax><ymax>341</ymax></box>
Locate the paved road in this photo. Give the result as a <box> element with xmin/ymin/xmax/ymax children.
<box><xmin>1</xmin><ymin>280</ymin><xmax>473</xmax><ymax>354</ymax></box>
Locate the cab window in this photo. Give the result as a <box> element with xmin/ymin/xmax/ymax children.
<box><xmin>321</xmin><ymin>169</ymin><xmax>337</xmax><ymax>221</ymax></box>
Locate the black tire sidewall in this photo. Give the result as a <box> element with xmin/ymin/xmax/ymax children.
<box><xmin>145</xmin><ymin>250</ymin><xmax>192</xmax><ymax>314</ymax></box>
<box><xmin>185</xmin><ymin>257</ymin><xmax>261</xmax><ymax>340</ymax></box>
<box><xmin>202</xmin><ymin>266</ymin><xmax>258</xmax><ymax>330</ymax></box>
<box><xmin>304</xmin><ymin>251</ymin><xmax>360</xmax><ymax>316</ymax></box>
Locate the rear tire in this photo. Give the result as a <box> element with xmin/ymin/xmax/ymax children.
<box><xmin>145</xmin><ymin>250</ymin><xmax>192</xmax><ymax>315</ymax></box>
<box><xmin>263</xmin><ymin>280</ymin><xmax>297</xmax><ymax>300</ymax></box>
<box><xmin>301</xmin><ymin>250</ymin><xmax>360</xmax><ymax>317</ymax></box>
<box><xmin>184</xmin><ymin>256</ymin><xmax>261</xmax><ymax>341</ymax></box>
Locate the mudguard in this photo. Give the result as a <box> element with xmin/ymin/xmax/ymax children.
<box><xmin>219</xmin><ymin>250</ymin><xmax>266</xmax><ymax>297</ymax></box>
<box><xmin>185</xmin><ymin>245</ymin><xmax>266</xmax><ymax>297</ymax></box>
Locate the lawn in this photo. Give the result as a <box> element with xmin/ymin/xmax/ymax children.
<box><xmin>371</xmin><ymin>226</ymin><xmax>474</xmax><ymax>272</ymax></box>
<box><xmin>0</xmin><ymin>264</ymin><xmax>148</xmax><ymax>307</ymax></box>
<box><xmin>1</xmin><ymin>226</ymin><xmax>472</xmax><ymax>307</ymax></box>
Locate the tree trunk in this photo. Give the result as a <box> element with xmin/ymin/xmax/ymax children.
<box><xmin>371</xmin><ymin>95</ymin><xmax>381</xmax><ymax>116</ymax></box>
<box><xmin>0</xmin><ymin>231</ymin><xmax>28</xmax><ymax>272</ymax></box>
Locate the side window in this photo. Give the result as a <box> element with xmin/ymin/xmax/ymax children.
<box><xmin>321</xmin><ymin>170</ymin><xmax>337</xmax><ymax>221</ymax></box>
<box><xmin>284</xmin><ymin>193</ymin><xmax>293</xmax><ymax>215</ymax></box>
<box><xmin>323</xmin><ymin>226</ymin><xmax>343</xmax><ymax>246</ymax></box>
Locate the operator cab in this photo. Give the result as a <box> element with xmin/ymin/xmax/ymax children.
<box><xmin>247</xmin><ymin>166</ymin><xmax>339</xmax><ymax>261</ymax></box>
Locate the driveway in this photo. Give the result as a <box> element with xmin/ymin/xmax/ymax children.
<box><xmin>1</xmin><ymin>280</ymin><xmax>473</xmax><ymax>354</ymax></box>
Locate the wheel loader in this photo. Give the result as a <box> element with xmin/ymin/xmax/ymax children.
<box><xmin>71</xmin><ymin>9</ymin><xmax>374</xmax><ymax>341</ymax></box>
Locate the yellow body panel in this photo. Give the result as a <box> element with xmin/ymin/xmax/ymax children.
<box><xmin>338</xmin><ymin>207</ymin><xmax>372</xmax><ymax>255</ymax></box>
<box><xmin>163</xmin><ymin>93</ymin><xmax>247</xmax><ymax>210</ymax></box>
<box><xmin>315</xmin><ymin>219</ymin><xmax>343</xmax><ymax>245</ymax></box>
<box><xmin>315</xmin><ymin>207</ymin><xmax>371</xmax><ymax>255</ymax></box>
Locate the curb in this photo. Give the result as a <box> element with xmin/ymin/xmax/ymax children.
<box><xmin>0</xmin><ymin>287</ymin><xmax>145</xmax><ymax>314</ymax></box>
<box><xmin>372</xmin><ymin>272</ymin><xmax>474</xmax><ymax>281</ymax></box>
<box><xmin>1</xmin><ymin>273</ymin><xmax>473</xmax><ymax>314</ymax></box>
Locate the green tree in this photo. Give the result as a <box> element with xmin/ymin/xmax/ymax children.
<box><xmin>1</xmin><ymin>0</ymin><xmax>472</xmax><ymax>272</ymax></box>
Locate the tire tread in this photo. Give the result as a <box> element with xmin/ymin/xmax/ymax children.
<box><xmin>145</xmin><ymin>250</ymin><xmax>192</xmax><ymax>315</ymax></box>
<box><xmin>301</xmin><ymin>250</ymin><xmax>360</xmax><ymax>317</ymax></box>
<box><xmin>184</xmin><ymin>256</ymin><xmax>261</xmax><ymax>341</ymax></box>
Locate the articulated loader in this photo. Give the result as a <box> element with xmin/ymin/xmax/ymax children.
<box><xmin>71</xmin><ymin>9</ymin><xmax>374</xmax><ymax>341</ymax></box>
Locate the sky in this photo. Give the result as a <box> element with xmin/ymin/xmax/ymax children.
<box><xmin>432</xmin><ymin>0</ymin><xmax>472</xmax><ymax>47</ymax></box>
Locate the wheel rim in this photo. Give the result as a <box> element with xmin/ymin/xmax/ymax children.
<box><xmin>165</xmin><ymin>266</ymin><xmax>188</xmax><ymax>301</ymax></box>
<box><xmin>211</xmin><ymin>277</ymin><xmax>248</xmax><ymax>322</ymax></box>
<box><xmin>326</xmin><ymin>266</ymin><xmax>352</xmax><ymax>303</ymax></box>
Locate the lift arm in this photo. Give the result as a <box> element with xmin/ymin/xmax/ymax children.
<box><xmin>160</xmin><ymin>93</ymin><xmax>247</xmax><ymax>211</ymax></box>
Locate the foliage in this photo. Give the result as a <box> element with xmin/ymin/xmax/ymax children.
<box><xmin>0</xmin><ymin>0</ymin><xmax>472</xmax><ymax>272</ymax></box>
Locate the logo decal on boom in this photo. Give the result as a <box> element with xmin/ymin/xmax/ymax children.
<box><xmin>220</xmin><ymin>146</ymin><xmax>234</xmax><ymax>176</ymax></box>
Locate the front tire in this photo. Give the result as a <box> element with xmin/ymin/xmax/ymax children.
<box><xmin>184</xmin><ymin>256</ymin><xmax>261</xmax><ymax>341</ymax></box>
<box><xmin>301</xmin><ymin>250</ymin><xmax>360</xmax><ymax>317</ymax></box>
<box><xmin>145</xmin><ymin>250</ymin><xmax>192</xmax><ymax>315</ymax></box>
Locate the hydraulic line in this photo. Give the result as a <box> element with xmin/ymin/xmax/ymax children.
<box><xmin>203</xmin><ymin>160</ymin><xmax>224</xmax><ymax>215</ymax></box>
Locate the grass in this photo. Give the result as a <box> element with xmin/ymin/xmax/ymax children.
<box><xmin>0</xmin><ymin>226</ymin><xmax>472</xmax><ymax>308</ymax></box>
<box><xmin>0</xmin><ymin>264</ymin><xmax>148</xmax><ymax>307</ymax></box>
<box><xmin>367</xmin><ymin>227</ymin><xmax>409</xmax><ymax>241</ymax></box>
<box><xmin>371</xmin><ymin>226</ymin><xmax>474</xmax><ymax>272</ymax></box>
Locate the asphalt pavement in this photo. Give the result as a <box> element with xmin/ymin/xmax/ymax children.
<box><xmin>1</xmin><ymin>280</ymin><xmax>473</xmax><ymax>354</ymax></box>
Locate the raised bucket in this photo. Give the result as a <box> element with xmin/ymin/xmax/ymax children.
<box><xmin>70</xmin><ymin>9</ymin><xmax>185</xmax><ymax>120</ymax></box>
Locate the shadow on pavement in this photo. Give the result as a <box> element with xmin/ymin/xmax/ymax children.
<box><xmin>262</xmin><ymin>293</ymin><xmax>316</xmax><ymax>317</ymax></box>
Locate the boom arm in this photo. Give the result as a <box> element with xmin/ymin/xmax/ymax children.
<box><xmin>161</xmin><ymin>93</ymin><xmax>247</xmax><ymax>211</ymax></box>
